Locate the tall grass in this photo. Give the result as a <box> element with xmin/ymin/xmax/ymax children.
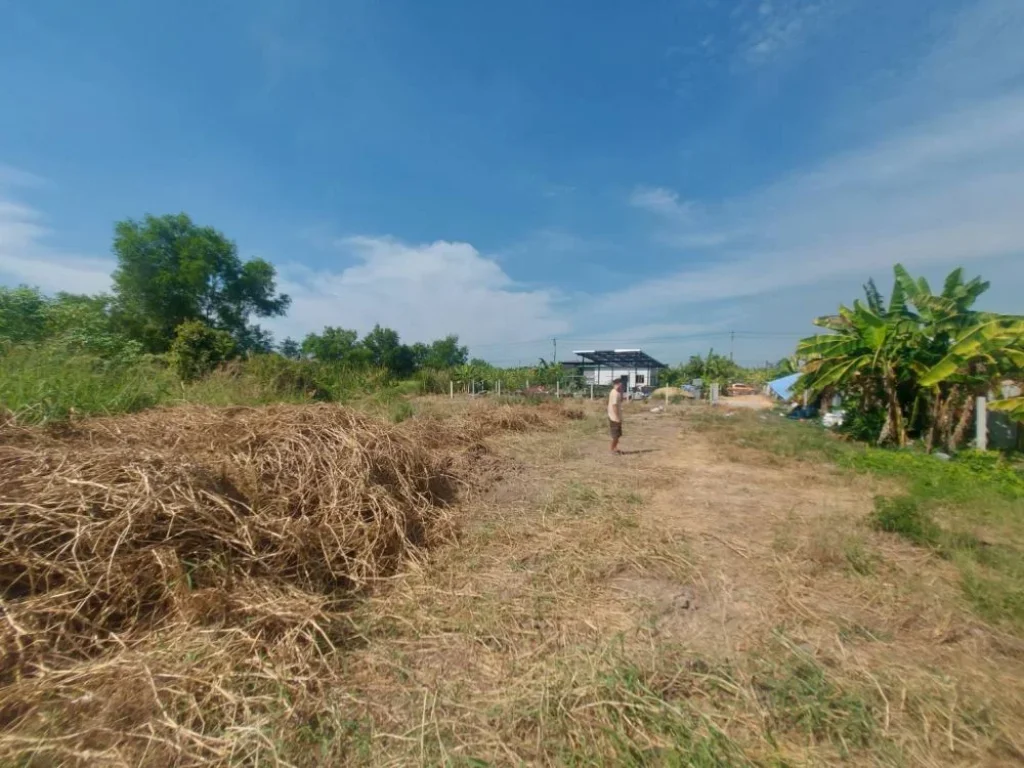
<box><xmin>1</xmin><ymin>345</ymin><xmax>403</xmax><ymax>423</ymax></box>
<box><xmin>0</xmin><ymin>344</ymin><xmax>173</xmax><ymax>423</ymax></box>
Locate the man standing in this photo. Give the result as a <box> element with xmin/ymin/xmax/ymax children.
<box><xmin>608</xmin><ymin>378</ymin><xmax>624</xmax><ymax>454</ymax></box>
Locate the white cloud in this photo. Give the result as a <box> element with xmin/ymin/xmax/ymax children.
<box><xmin>0</xmin><ymin>183</ymin><xmax>114</xmax><ymax>295</ymax></box>
<box><xmin>268</xmin><ymin>236</ymin><xmax>570</xmax><ymax>347</ymax></box>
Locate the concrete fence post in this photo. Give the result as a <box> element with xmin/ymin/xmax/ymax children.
<box><xmin>449</xmin><ymin>381</ymin><xmax>453</xmax><ymax>400</ymax></box>
<box><xmin>977</xmin><ymin>396</ymin><xmax>988</xmax><ymax>451</ymax></box>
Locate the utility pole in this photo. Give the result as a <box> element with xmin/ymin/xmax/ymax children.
<box><xmin>552</xmin><ymin>337</ymin><xmax>557</xmax><ymax>364</ymax></box>
<box><xmin>730</xmin><ymin>330</ymin><xmax>735</xmax><ymax>361</ymax></box>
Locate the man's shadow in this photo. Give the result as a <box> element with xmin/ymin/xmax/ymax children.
<box><xmin>617</xmin><ymin>449</ymin><xmax>658</xmax><ymax>455</ymax></box>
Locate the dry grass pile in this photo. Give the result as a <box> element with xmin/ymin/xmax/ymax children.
<box><xmin>0</xmin><ymin>404</ymin><xmax>462</xmax><ymax>766</ymax></box>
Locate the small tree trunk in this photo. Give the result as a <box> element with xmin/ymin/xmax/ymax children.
<box><xmin>879</xmin><ymin>372</ymin><xmax>906</xmax><ymax>447</ymax></box>
<box><xmin>924</xmin><ymin>390</ymin><xmax>942</xmax><ymax>453</ymax></box>
<box><xmin>948</xmin><ymin>395</ymin><xmax>975</xmax><ymax>452</ymax></box>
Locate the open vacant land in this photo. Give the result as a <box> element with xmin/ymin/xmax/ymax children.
<box><xmin>2</xmin><ymin>399</ymin><xmax>1022</xmax><ymax>766</ymax></box>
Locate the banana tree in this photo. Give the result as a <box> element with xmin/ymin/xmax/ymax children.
<box><xmin>798</xmin><ymin>279</ymin><xmax>919</xmax><ymax>446</ymax></box>
<box><xmin>990</xmin><ymin>395</ymin><xmax>1024</xmax><ymax>421</ymax></box>
<box><xmin>920</xmin><ymin>317</ymin><xmax>1024</xmax><ymax>448</ymax></box>
<box><xmin>902</xmin><ymin>266</ymin><xmax>1022</xmax><ymax>450</ymax></box>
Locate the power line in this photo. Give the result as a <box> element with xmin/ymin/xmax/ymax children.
<box><xmin>466</xmin><ymin>329</ymin><xmax>808</xmax><ymax>352</ymax></box>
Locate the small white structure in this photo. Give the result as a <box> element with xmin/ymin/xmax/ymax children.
<box><xmin>569</xmin><ymin>349</ymin><xmax>667</xmax><ymax>389</ymax></box>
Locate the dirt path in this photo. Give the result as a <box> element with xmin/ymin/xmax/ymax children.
<box><xmin>344</xmin><ymin>405</ymin><xmax>1024</xmax><ymax>766</ymax></box>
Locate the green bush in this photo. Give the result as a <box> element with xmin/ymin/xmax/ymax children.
<box><xmin>169</xmin><ymin>320</ymin><xmax>237</xmax><ymax>382</ymax></box>
<box><xmin>838</xmin><ymin>397</ymin><xmax>887</xmax><ymax>443</ymax></box>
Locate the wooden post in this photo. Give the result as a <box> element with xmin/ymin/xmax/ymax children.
<box><xmin>449</xmin><ymin>381</ymin><xmax>453</xmax><ymax>400</ymax></box>
<box><xmin>977</xmin><ymin>395</ymin><xmax>988</xmax><ymax>451</ymax></box>
<box><xmin>497</xmin><ymin>380</ymin><xmax>501</xmax><ymax>397</ymax></box>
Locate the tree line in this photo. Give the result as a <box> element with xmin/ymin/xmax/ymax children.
<box><xmin>0</xmin><ymin>213</ymin><xmax>468</xmax><ymax>381</ymax></box>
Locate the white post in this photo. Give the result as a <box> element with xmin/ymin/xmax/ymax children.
<box><xmin>977</xmin><ymin>396</ymin><xmax>988</xmax><ymax>451</ymax></box>
<box><xmin>471</xmin><ymin>380</ymin><xmax>475</xmax><ymax>396</ymax></box>
<box><xmin>590</xmin><ymin>384</ymin><xmax>594</xmax><ymax>400</ymax></box>
<box><xmin>449</xmin><ymin>381</ymin><xmax>453</xmax><ymax>400</ymax></box>
<box><xmin>497</xmin><ymin>380</ymin><xmax>501</xmax><ymax>397</ymax></box>
<box><xmin>526</xmin><ymin>379</ymin><xmax>530</xmax><ymax>390</ymax></box>
<box><xmin>665</xmin><ymin>388</ymin><xmax>669</xmax><ymax>408</ymax></box>
<box><xmin>556</xmin><ymin>380</ymin><xmax>560</xmax><ymax>398</ymax></box>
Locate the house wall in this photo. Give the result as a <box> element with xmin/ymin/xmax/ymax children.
<box><xmin>581</xmin><ymin>367</ymin><xmax>659</xmax><ymax>387</ymax></box>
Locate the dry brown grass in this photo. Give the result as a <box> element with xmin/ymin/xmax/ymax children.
<box><xmin>0</xmin><ymin>402</ymin><xmax>560</xmax><ymax>766</ymax></box>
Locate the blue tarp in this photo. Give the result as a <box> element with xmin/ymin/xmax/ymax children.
<box><xmin>767</xmin><ymin>373</ymin><xmax>801</xmax><ymax>401</ymax></box>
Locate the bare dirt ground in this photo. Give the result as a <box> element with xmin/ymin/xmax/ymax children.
<box><xmin>340</xmin><ymin>402</ymin><xmax>1024</xmax><ymax>766</ymax></box>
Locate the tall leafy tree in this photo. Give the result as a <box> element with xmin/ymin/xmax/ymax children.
<box><xmin>301</xmin><ymin>326</ymin><xmax>369</xmax><ymax>364</ymax></box>
<box><xmin>362</xmin><ymin>324</ymin><xmax>415</xmax><ymax>376</ymax></box>
<box><xmin>111</xmin><ymin>213</ymin><xmax>290</xmax><ymax>351</ymax></box>
<box><xmin>417</xmin><ymin>334</ymin><xmax>468</xmax><ymax>369</ymax></box>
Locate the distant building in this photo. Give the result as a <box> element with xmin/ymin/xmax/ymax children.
<box><xmin>567</xmin><ymin>349</ymin><xmax>668</xmax><ymax>389</ymax></box>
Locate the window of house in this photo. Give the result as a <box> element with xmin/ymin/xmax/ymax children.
<box><xmin>636</xmin><ymin>374</ymin><xmax>645</xmax><ymax>384</ymax></box>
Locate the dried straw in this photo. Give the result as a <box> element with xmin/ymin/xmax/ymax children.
<box><xmin>0</xmin><ymin>404</ymin><xmax>481</xmax><ymax>766</ymax></box>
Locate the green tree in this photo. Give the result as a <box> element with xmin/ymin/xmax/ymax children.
<box><xmin>279</xmin><ymin>337</ymin><xmax>302</xmax><ymax>360</ymax></box>
<box><xmin>168</xmin><ymin>320</ymin><xmax>237</xmax><ymax>382</ymax></box>
<box><xmin>0</xmin><ymin>285</ymin><xmax>49</xmax><ymax>343</ymax></box>
<box><xmin>301</xmin><ymin>326</ymin><xmax>370</xmax><ymax>365</ymax></box>
<box><xmin>362</xmin><ymin>325</ymin><xmax>414</xmax><ymax>377</ymax></box>
<box><xmin>111</xmin><ymin>213</ymin><xmax>289</xmax><ymax>352</ymax></box>
<box><xmin>421</xmin><ymin>335</ymin><xmax>469</xmax><ymax>369</ymax></box>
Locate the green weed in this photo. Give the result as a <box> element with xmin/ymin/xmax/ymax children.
<box><xmin>755</xmin><ymin>645</ymin><xmax>880</xmax><ymax>754</ymax></box>
<box><xmin>870</xmin><ymin>496</ymin><xmax>941</xmax><ymax>547</ymax></box>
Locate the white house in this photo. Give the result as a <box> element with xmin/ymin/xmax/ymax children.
<box><xmin>568</xmin><ymin>349</ymin><xmax>667</xmax><ymax>389</ymax></box>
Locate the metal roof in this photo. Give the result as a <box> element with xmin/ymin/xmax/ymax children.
<box><xmin>570</xmin><ymin>349</ymin><xmax>668</xmax><ymax>369</ymax></box>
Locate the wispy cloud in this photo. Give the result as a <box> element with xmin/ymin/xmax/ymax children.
<box><xmin>734</xmin><ymin>0</ymin><xmax>838</xmax><ymax>67</ymax></box>
<box><xmin>625</xmin><ymin>0</ymin><xmax>1024</xmax><ymax>320</ymax></box>
<box><xmin>0</xmin><ymin>178</ymin><xmax>114</xmax><ymax>294</ymax></box>
<box><xmin>0</xmin><ymin>165</ymin><xmax>48</xmax><ymax>189</ymax></box>
<box><xmin>624</xmin><ymin>93</ymin><xmax>1024</xmax><ymax>307</ymax></box>
<box><xmin>629</xmin><ymin>186</ymin><xmax>693</xmax><ymax>218</ymax></box>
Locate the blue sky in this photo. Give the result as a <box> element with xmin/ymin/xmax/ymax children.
<box><xmin>1</xmin><ymin>0</ymin><xmax>1022</xmax><ymax>366</ymax></box>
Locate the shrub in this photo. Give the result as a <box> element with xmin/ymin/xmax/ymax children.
<box><xmin>169</xmin><ymin>320</ymin><xmax>237</xmax><ymax>382</ymax></box>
